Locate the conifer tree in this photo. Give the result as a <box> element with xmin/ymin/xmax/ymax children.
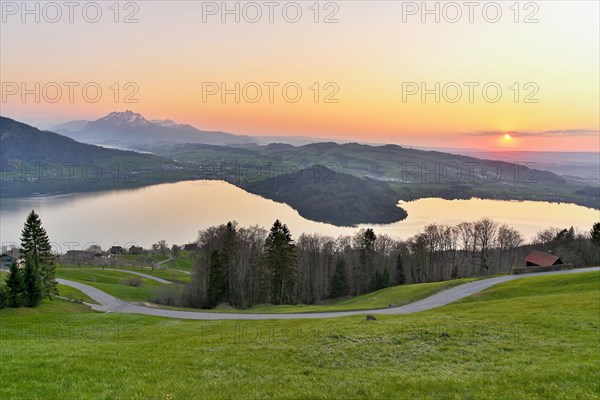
<box><xmin>23</xmin><ymin>255</ymin><xmax>43</xmax><ymax>307</ymax></box>
<box><xmin>21</xmin><ymin>210</ymin><xmax>57</xmax><ymax>299</ymax></box>
<box><xmin>396</xmin><ymin>252</ymin><xmax>405</xmax><ymax>285</ymax></box>
<box><xmin>265</xmin><ymin>220</ymin><xmax>297</xmax><ymax>304</ymax></box>
<box><xmin>6</xmin><ymin>261</ymin><xmax>24</xmax><ymax>307</ymax></box>
<box><xmin>329</xmin><ymin>257</ymin><xmax>347</xmax><ymax>298</ymax></box>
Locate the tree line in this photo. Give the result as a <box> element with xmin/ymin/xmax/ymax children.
<box><xmin>0</xmin><ymin>211</ymin><xmax>57</xmax><ymax>309</ymax></box>
<box><xmin>152</xmin><ymin>219</ymin><xmax>600</xmax><ymax>310</ymax></box>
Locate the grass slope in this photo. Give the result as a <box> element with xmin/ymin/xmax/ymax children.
<box><xmin>55</xmin><ymin>268</ymin><xmax>163</xmax><ymax>302</ymax></box>
<box><xmin>95</xmin><ymin>266</ymin><xmax>192</xmax><ymax>284</ymax></box>
<box><xmin>1</xmin><ymin>272</ymin><xmax>598</xmax><ymax>399</ymax></box>
<box><xmin>235</xmin><ymin>277</ymin><xmax>480</xmax><ymax>313</ymax></box>
<box><xmin>165</xmin><ymin>251</ymin><xmax>196</xmax><ymax>271</ymax></box>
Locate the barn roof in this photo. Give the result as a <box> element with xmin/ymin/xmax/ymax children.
<box><xmin>525</xmin><ymin>251</ymin><xmax>561</xmax><ymax>266</ymax></box>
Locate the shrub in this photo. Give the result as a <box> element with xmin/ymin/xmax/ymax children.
<box><xmin>151</xmin><ymin>285</ymin><xmax>189</xmax><ymax>307</ymax></box>
<box><xmin>122</xmin><ymin>276</ymin><xmax>143</xmax><ymax>287</ymax></box>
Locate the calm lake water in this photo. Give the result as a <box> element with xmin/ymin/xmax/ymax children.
<box><xmin>0</xmin><ymin>180</ymin><xmax>598</xmax><ymax>251</ymax></box>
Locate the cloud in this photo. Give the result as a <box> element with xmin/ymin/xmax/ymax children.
<box><xmin>465</xmin><ymin>129</ymin><xmax>599</xmax><ymax>137</ymax></box>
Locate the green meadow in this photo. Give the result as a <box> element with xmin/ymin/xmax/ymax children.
<box><xmin>1</xmin><ymin>271</ymin><xmax>598</xmax><ymax>399</ymax></box>
<box><xmin>55</xmin><ymin>268</ymin><xmax>164</xmax><ymax>302</ymax></box>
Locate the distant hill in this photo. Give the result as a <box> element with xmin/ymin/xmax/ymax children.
<box><xmin>244</xmin><ymin>165</ymin><xmax>407</xmax><ymax>226</ymax></box>
<box><xmin>144</xmin><ymin>141</ymin><xmax>600</xmax><ymax>210</ymax></box>
<box><xmin>1</xmin><ymin>116</ymin><xmax>168</xmax><ymax>166</ymax></box>
<box><xmin>49</xmin><ymin>119</ymin><xmax>89</xmax><ymax>132</ymax></box>
<box><xmin>53</xmin><ymin>111</ymin><xmax>257</xmax><ymax>149</ymax></box>
<box><xmin>146</xmin><ymin>141</ymin><xmax>567</xmax><ymax>186</ymax></box>
<box><xmin>0</xmin><ymin>116</ymin><xmax>194</xmax><ymax>196</ymax></box>
<box><xmin>456</xmin><ymin>150</ymin><xmax>600</xmax><ymax>185</ymax></box>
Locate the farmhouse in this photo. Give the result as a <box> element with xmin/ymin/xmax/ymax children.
<box><xmin>524</xmin><ymin>251</ymin><xmax>563</xmax><ymax>267</ymax></box>
<box><xmin>0</xmin><ymin>252</ymin><xmax>18</xmax><ymax>268</ymax></box>
<box><xmin>0</xmin><ymin>249</ymin><xmax>24</xmax><ymax>269</ymax></box>
<box><xmin>109</xmin><ymin>246</ymin><xmax>125</xmax><ymax>255</ymax></box>
<box><xmin>128</xmin><ymin>245</ymin><xmax>144</xmax><ymax>255</ymax></box>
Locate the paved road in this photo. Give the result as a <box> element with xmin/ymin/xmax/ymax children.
<box><xmin>57</xmin><ymin>267</ymin><xmax>599</xmax><ymax>320</ymax></box>
<box><xmin>154</xmin><ymin>256</ymin><xmax>173</xmax><ymax>270</ymax></box>
<box><xmin>109</xmin><ymin>269</ymin><xmax>172</xmax><ymax>284</ymax></box>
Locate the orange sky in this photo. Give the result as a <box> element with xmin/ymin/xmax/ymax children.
<box><xmin>1</xmin><ymin>1</ymin><xmax>598</xmax><ymax>151</ymax></box>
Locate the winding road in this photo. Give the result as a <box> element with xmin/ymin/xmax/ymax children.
<box><xmin>109</xmin><ymin>269</ymin><xmax>172</xmax><ymax>284</ymax></box>
<box><xmin>57</xmin><ymin>267</ymin><xmax>599</xmax><ymax>320</ymax></box>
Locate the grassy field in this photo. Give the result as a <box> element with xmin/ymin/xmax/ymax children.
<box><xmin>1</xmin><ymin>271</ymin><xmax>598</xmax><ymax>399</ymax></box>
<box><xmin>55</xmin><ymin>268</ymin><xmax>164</xmax><ymax>302</ymax></box>
<box><xmin>165</xmin><ymin>250</ymin><xmax>196</xmax><ymax>271</ymax></box>
<box><xmin>86</xmin><ymin>266</ymin><xmax>192</xmax><ymax>284</ymax></box>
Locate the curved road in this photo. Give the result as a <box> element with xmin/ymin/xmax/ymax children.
<box><xmin>109</xmin><ymin>269</ymin><xmax>172</xmax><ymax>284</ymax></box>
<box><xmin>57</xmin><ymin>267</ymin><xmax>599</xmax><ymax>320</ymax></box>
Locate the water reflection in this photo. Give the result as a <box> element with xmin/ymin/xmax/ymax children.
<box><xmin>1</xmin><ymin>180</ymin><xmax>598</xmax><ymax>250</ymax></box>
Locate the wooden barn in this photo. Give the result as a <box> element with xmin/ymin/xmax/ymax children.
<box><xmin>524</xmin><ymin>251</ymin><xmax>563</xmax><ymax>267</ymax></box>
<box><xmin>513</xmin><ymin>250</ymin><xmax>572</xmax><ymax>274</ymax></box>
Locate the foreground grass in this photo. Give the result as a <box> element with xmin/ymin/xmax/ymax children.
<box><xmin>55</xmin><ymin>268</ymin><xmax>163</xmax><ymax>302</ymax></box>
<box><xmin>0</xmin><ymin>297</ymin><xmax>91</xmax><ymax>316</ymax></box>
<box><xmin>1</xmin><ymin>272</ymin><xmax>598</xmax><ymax>399</ymax></box>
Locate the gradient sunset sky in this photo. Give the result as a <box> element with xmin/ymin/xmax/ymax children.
<box><xmin>1</xmin><ymin>1</ymin><xmax>598</xmax><ymax>151</ymax></box>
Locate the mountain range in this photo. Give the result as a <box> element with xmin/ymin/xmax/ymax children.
<box><xmin>50</xmin><ymin>111</ymin><xmax>356</xmax><ymax>148</ymax></box>
<box><xmin>51</xmin><ymin>111</ymin><xmax>257</xmax><ymax>149</ymax></box>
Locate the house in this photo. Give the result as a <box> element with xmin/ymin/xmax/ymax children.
<box><xmin>183</xmin><ymin>243</ymin><xmax>198</xmax><ymax>251</ymax></box>
<box><xmin>109</xmin><ymin>246</ymin><xmax>125</xmax><ymax>255</ymax></box>
<box><xmin>128</xmin><ymin>245</ymin><xmax>144</xmax><ymax>255</ymax></box>
<box><xmin>1</xmin><ymin>253</ymin><xmax>18</xmax><ymax>269</ymax></box>
<box><xmin>1</xmin><ymin>249</ymin><xmax>22</xmax><ymax>269</ymax></box>
<box><xmin>524</xmin><ymin>251</ymin><xmax>563</xmax><ymax>267</ymax></box>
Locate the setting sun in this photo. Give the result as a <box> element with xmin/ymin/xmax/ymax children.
<box><xmin>504</xmin><ymin>133</ymin><xmax>512</xmax><ymax>140</ymax></box>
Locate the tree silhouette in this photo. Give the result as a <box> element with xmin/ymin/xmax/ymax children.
<box><xmin>265</xmin><ymin>220</ymin><xmax>297</xmax><ymax>304</ymax></box>
<box><xmin>6</xmin><ymin>261</ymin><xmax>24</xmax><ymax>307</ymax></box>
<box><xmin>21</xmin><ymin>210</ymin><xmax>57</xmax><ymax>299</ymax></box>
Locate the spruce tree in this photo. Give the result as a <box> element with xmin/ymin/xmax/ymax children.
<box><xmin>23</xmin><ymin>255</ymin><xmax>43</xmax><ymax>307</ymax></box>
<box><xmin>265</xmin><ymin>220</ymin><xmax>297</xmax><ymax>304</ymax></box>
<box><xmin>396</xmin><ymin>252</ymin><xmax>405</xmax><ymax>285</ymax></box>
<box><xmin>329</xmin><ymin>257</ymin><xmax>347</xmax><ymax>298</ymax></box>
<box><xmin>6</xmin><ymin>262</ymin><xmax>24</xmax><ymax>307</ymax></box>
<box><xmin>207</xmin><ymin>250</ymin><xmax>227</xmax><ymax>308</ymax></box>
<box><xmin>591</xmin><ymin>222</ymin><xmax>600</xmax><ymax>247</ymax></box>
<box><xmin>21</xmin><ymin>210</ymin><xmax>57</xmax><ymax>299</ymax></box>
<box><xmin>358</xmin><ymin>228</ymin><xmax>377</xmax><ymax>293</ymax></box>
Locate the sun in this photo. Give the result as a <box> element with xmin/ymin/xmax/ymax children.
<box><xmin>504</xmin><ymin>133</ymin><xmax>512</xmax><ymax>141</ymax></box>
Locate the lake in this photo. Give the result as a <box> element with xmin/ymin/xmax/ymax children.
<box><xmin>0</xmin><ymin>180</ymin><xmax>598</xmax><ymax>251</ymax></box>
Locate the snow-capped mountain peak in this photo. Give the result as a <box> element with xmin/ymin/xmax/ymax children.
<box><xmin>151</xmin><ymin>119</ymin><xmax>179</xmax><ymax>128</ymax></box>
<box><xmin>96</xmin><ymin>110</ymin><xmax>151</xmax><ymax>127</ymax></box>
